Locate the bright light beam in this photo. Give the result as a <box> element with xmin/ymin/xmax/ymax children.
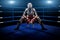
<box><xmin>8</xmin><ymin>1</ymin><xmax>15</xmax><ymax>4</ymax></box>
<box><xmin>47</xmin><ymin>1</ymin><xmax>53</xmax><ymax>4</ymax></box>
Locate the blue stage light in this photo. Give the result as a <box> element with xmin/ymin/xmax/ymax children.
<box><xmin>47</xmin><ymin>1</ymin><xmax>53</xmax><ymax>4</ymax></box>
<box><xmin>8</xmin><ymin>1</ymin><xmax>15</xmax><ymax>4</ymax></box>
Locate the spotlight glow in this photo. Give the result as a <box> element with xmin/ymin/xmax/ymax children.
<box><xmin>0</xmin><ymin>5</ymin><xmax>2</xmax><ymax>7</ymax></box>
<box><xmin>9</xmin><ymin>1</ymin><xmax>15</xmax><ymax>4</ymax></box>
<box><xmin>47</xmin><ymin>1</ymin><xmax>52</xmax><ymax>4</ymax></box>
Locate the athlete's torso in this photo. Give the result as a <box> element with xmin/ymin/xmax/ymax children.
<box><xmin>26</xmin><ymin>8</ymin><xmax>35</xmax><ymax>16</ymax></box>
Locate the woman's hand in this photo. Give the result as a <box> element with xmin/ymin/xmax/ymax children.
<box><xmin>30</xmin><ymin>17</ymin><xmax>35</xmax><ymax>23</ymax></box>
<box><xmin>30</xmin><ymin>16</ymin><xmax>38</xmax><ymax>23</ymax></box>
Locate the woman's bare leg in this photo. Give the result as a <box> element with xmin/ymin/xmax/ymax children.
<box><xmin>14</xmin><ymin>16</ymin><xmax>26</xmax><ymax>30</ymax></box>
<box><xmin>36</xmin><ymin>16</ymin><xmax>47</xmax><ymax>30</ymax></box>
